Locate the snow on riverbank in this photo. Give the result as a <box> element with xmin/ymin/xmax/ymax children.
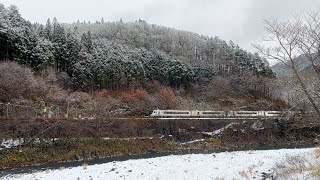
<box><xmin>0</xmin><ymin>139</ymin><xmax>23</xmax><ymax>150</ymax></box>
<box><xmin>2</xmin><ymin>148</ymin><xmax>319</xmax><ymax>180</ymax></box>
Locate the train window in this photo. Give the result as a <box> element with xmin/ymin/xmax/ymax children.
<box><xmin>202</xmin><ymin>112</ymin><xmax>223</xmax><ymax>114</ymax></box>
<box><xmin>236</xmin><ymin>112</ymin><xmax>258</xmax><ymax>114</ymax></box>
<box><xmin>164</xmin><ymin>111</ymin><xmax>189</xmax><ymax>114</ymax></box>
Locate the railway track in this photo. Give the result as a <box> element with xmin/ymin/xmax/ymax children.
<box><xmin>115</xmin><ymin>117</ymin><xmax>288</xmax><ymax>120</ymax></box>
<box><xmin>0</xmin><ymin>116</ymin><xmax>292</xmax><ymax>121</ymax></box>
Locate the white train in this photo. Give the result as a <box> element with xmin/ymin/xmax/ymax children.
<box><xmin>150</xmin><ymin>109</ymin><xmax>291</xmax><ymax>118</ymax></box>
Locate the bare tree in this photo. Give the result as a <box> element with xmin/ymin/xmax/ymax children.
<box><xmin>253</xmin><ymin>11</ymin><xmax>320</xmax><ymax>117</ymax></box>
<box><xmin>0</xmin><ymin>61</ymin><xmax>47</xmax><ymax>103</ymax></box>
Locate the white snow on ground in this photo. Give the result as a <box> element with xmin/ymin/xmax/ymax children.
<box><xmin>2</xmin><ymin>148</ymin><xmax>319</xmax><ymax>180</ymax></box>
<box><xmin>0</xmin><ymin>139</ymin><xmax>23</xmax><ymax>150</ymax></box>
<box><xmin>203</xmin><ymin>120</ymin><xmax>266</xmax><ymax>137</ymax></box>
<box><xmin>251</xmin><ymin>120</ymin><xmax>265</xmax><ymax>130</ymax></box>
<box><xmin>180</xmin><ymin>139</ymin><xmax>205</xmax><ymax>145</ymax></box>
<box><xmin>202</xmin><ymin>122</ymin><xmax>239</xmax><ymax>136</ymax></box>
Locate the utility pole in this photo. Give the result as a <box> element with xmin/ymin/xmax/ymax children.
<box><xmin>57</xmin><ymin>106</ymin><xmax>60</xmax><ymax>118</ymax></box>
<box><xmin>6</xmin><ymin>103</ymin><xmax>10</xmax><ymax>118</ymax></box>
<box><xmin>67</xmin><ymin>99</ymin><xmax>75</xmax><ymax>118</ymax></box>
<box><xmin>35</xmin><ymin>108</ymin><xmax>38</xmax><ymax>118</ymax></box>
<box><xmin>67</xmin><ymin>100</ymin><xmax>70</xmax><ymax>118</ymax></box>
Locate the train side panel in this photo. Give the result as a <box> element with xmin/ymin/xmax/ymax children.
<box><xmin>191</xmin><ymin>111</ymin><xmax>200</xmax><ymax>116</ymax></box>
<box><xmin>258</xmin><ymin>111</ymin><xmax>265</xmax><ymax>116</ymax></box>
<box><xmin>159</xmin><ymin>110</ymin><xmax>191</xmax><ymax>117</ymax></box>
<box><xmin>265</xmin><ymin>111</ymin><xmax>282</xmax><ymax>117</ymax></box>
<box><xmin>226</xmin><ymin>111</ymin><xmax>235</xmax><ymax>117</ymax></box>
<box><xmin>233</xmin><ymin>111</ymin><xmax>259</xmax><ymax>117</ymax></box>
<box><xmin>199</xmin><ymin>111</ymin><xmax>226</xmax><ymax>117</ymax></box>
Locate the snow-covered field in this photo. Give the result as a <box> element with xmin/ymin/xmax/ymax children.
<box><xmin>2</xmin><ymin>148</ymin><xmax>319</xmax><ymax>180</ymax></box>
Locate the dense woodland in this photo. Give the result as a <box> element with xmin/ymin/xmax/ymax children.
<box><xmin>0</xmin><ymin>4</ymin><xmax>279</xmax><ymax>116</ymax></box>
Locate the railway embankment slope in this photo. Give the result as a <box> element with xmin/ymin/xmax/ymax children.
<box><xmin>0</xmin><ymin>116</ymin><xmax>319</xmax><ymax>170</ymax></box>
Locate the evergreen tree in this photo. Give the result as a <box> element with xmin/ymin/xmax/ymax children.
<box><xmin>72</xmin><ymin>49</ymin><xmax>93</xmax><ymax>89</ymax></box>
<box><xmin>0</xmin><ymin>3</ymin><xmax>275</xmax><ymax>93</ymax></box>
<box><xmin>52</xmin><ymin>18</ymin><xmax>68</xmax><ymax>72</ymax></box>
<box><xmin>44</xmin><ymin>18</ymin><xmax>52</xmax><ymax>40</ymax></box>
<box><xmin>65</xmin><ymin>31</ymin><xmax>81</xmax><ymax>75</ymax></box>
<box><xmin>80</xmin><ymin>31</ymin><xmax>93</xmax><ymax>53</ymax></box>
<box><xmin>28</xmin><ymin>37</ymin><xmax>54</xmax><ymax>72</ymax></box>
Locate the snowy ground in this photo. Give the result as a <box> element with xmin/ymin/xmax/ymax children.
<box><xmin>0</xmin><ymin>139</ymin><xmax>23</xmax><ymax>150</ymax></box>
<box><xmin>1</xmin><ymin>148</ymin><xmax>319</xmax><ymax>180</ymax></box>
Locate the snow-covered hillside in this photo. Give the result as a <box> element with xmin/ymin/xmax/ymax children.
<box><xmin>2</xmin><ymin>148</ymin><xmax>319</xmax><ymax>180</ymax></box>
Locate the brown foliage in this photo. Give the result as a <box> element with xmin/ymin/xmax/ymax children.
<box><xmin>120</xmin><ymin>88</ymin><xmax>151</xmax><ymax>115</ymax></box>
<box><xmin>94</xmin><ymin>89</ymin><xmax>111</xmax><ymax>99</ymax></box>
<box><xmin>0</xmin><ymin>61</ymin><xmax>47</xmax><ymax>103</ymax></box>
<box><xmin>156</xmin><ymin>86</ymin><xmax>177</xmax><ymax>109</ymax></box>
<box><xmin>47</xmin><ymin>84</ymin><xmax>68</xmax><ymax>106</ymax></box>
<box><xmin>121</xmin><ymin>88</ymin><xmax>149</xmax><ymax>103</ymax></box>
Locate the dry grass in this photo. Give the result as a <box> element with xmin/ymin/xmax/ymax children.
<box><xmin>312</xmin><ymin>166</ymin><xmax>320</xmax><ymax>177</ymax></box>
<box><xmin>82</xmin><ymin>162</ymin><xmax>88</xmax><ymax>170</ymax></box>
<box><xmin>272</xmin><ymin>149</ymin><xmax>320</xmax><ymax>179</ymax></box>
<box><xmin>208</xmin><ymin>138</ymin><xmax>221</xmax><ymax>146</ymax></box>
<box><xmin>45</xmin><ymin>168</ymin><xmax>51</xmax><ymax>174</ymax></box>
<box><xmin>273</xmin><ymin>155</ymin><xmax>311</xmax><ymax>179</ymax></box>
<box><xmin>59</xmin><ymin>166</ymin><xmax>65</xmax><ymax>171</ymax></box>
<box><xmin>213</xmin><ymin>177</ymin><xmax>224</xmax><ymax>180</ymax></box>
<box><xmin>312</xmin><ymin>148</ymin><xmax>320</xmax><ymax>177</ymax></box>
<box><xmin>314</xmin><ymin>148</ymin><xmax>320</xmax><ymax>158</ymax></box>
<box><xmin>238</xmin><ymin>170</ymin><xmax>250</xmax><ymax>179</ymax></box>
<box><xmin>237</xmin><ymin>164</ymin><xmax>259</xmax><ymax>180</ymax></box>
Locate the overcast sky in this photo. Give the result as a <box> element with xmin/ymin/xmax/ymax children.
<box><xmin>0</xmin><ymin>0</ymin><xmax>319</xmax><ymax>56</ymax></box>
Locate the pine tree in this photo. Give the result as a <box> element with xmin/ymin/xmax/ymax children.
<box><xmin>29</xmin><ymin>37</ymin><xmax>54</xmax><ymax>72</ymax></box>
<box><xmin>65</xmin><ymin>31</ymin><xmax>81</xmax><ymax>75</ymax></box>
<box><xmin>80</xmin><ymin>31</ymin><xmax>93</xmax><ymax>53</ymax></box>
<box><xmin>52</xmin><ymin>18</ymin><xmax>68</xmax><ymax>72</ymax></box>
<box><xmin>44</xmin><ymin>18</ymin><xmax>52</xmax><ymax>40</ymax></box>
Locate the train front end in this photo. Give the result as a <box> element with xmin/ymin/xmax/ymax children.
<box><xmin>150</xmin><ymin>109</ymin><xmax>160</xmax><ymax>117</ymax></box>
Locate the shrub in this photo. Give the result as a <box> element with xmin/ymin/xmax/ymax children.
<box><xmin>155</xmin><ymin>86</ymin><xmax>177</xmax><ymax>109</ymax></box>
<box><xmin>121</xmin><ymin>88</ymin><xmax>148</xmax><ymax>103</ymax></box>
<box><xmin>0</xmin><ymin>61</ymin><xmax>47</xmax><ymax>103</ymax></box>
<box><xmin>121</xmin><ymin>88</ymin><xmax>151</xmax><ymax>115</ymax></box>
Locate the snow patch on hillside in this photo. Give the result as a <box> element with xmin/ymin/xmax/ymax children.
<box><xmin>202</xmin><ymin>122</ymin><xmax>239</xmax><ymax>136</ymax></box>
<box><xmin>0</xmin><ymin>139</ymin><xmax>23</xmax><ymax>150</ymax></box>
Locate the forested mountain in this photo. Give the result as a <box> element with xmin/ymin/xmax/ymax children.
<box><xmin>65</xmin><ymin>19</ymin><xmax>274</xmax><ymax>77</ymax></box>
<box><xmin>0</xmin><ymin>4</ymin><xmax>273</xmax><ymax>92</ymax></box>
<box><xmin>272</xmin><ymin>54</ymin><xmax>320</xmax><ymax>78</ymax></box>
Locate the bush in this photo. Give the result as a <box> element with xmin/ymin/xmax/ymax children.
<box><xmin>0</xmin><ymin>61</ymin><xmax>47</xmax><ymax>103</ymax></box>
<box><xmin>156</xmin><ymin>86</ymin><xmax>177</xmax><ymax>109</ymax></box>
<box><xmin>121</xmin><ymin>88</ymin><xmax>151</xmax><ymax>115</ymax></box>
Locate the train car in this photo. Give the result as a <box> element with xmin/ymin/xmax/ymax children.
<box><xmin>150</xmin><ymin>109</ymin><xmax>161</xmax><ymax>116</ymax></box>
<box><xmin>150</xmin><ymin>109</ymin><xmax>191</xmax><ymax>117</ymax></box>
<box><xmin>264</xmin><ymin>111</ymin><xmax>283</xmax><ymax>117</ymax></box>
<box><xmin>258</xmin><ymin>111</ymin><xmax>266</xmax><ymax>116</ymax></box>
<box><xmin>199</xmin><ymin>111</ymin><xmax>226</xmax><ymax>117</ymax></box>
<box><xmin>228</xmin><ymin>111</ymin><xmax>260</xmax><ymax>117</ymax></box>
